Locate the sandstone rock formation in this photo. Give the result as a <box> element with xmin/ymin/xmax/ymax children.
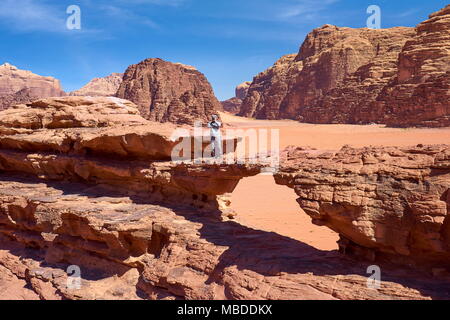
<box><xmin>221</xmin><ymin>97</ymin><xmax>242</xmax><ymax>114</ymax></box>
<box><xmin>236</xmin><ymin>81</ymin><xmax>251</xmax><ymax>100</ymax></box>
<box><xmin>0</xmin><ymin>63</ymin><xmax>65</xmax><ymax>111</ymax></box>
<box><xmin>239</xmin><ymin>5</ymin><xmax>450</xmax><ymax>127</ymax></box>
<box><xmin>116</xmin><ymin>58</ymin><xmax>222</xmax><ymax>125</ymax></box>
<box><xmin>70</xmin><ymin>73</ymin><xmax>123</xmax><ymax>97</ymax></box>
<box><xmin>1</xmin><ymin>96</ymin><xmax>449</xmax><ymax>299</ymax></box>
<box><xmin>221</xmin><ymin>81</ymin><xmax>252</xmax><ymax>114</ymax></box>
<box><xmin>275</xmin><ymin>144</ymin><xmax>450</xmax><ymax>268</ymax></box>
<box><xmin>0</xmin><ymin>96</ymin><xmax>251</xmax><ymax>215</ymax></box>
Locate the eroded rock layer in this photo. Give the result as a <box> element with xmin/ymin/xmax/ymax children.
<box><xmin>116</xmin><ymin>58</ymin><xmax>222</xmax><ymax>125</ymax></box>
<box><xmin>381</xmin><ymin>5</ymin><xmax>450</xmax><ymax>127</ymax></box>
<box><xmin>275</xmin><ymin>145</ymin><xmax>450</xmax><ymax>268</ymax></box>
<box><xmin>1</xmin><ymin>175</ymin><xmax>449</xmax><ymax>300</ymax></box>
<box><xmin>0</xmin><ymin>96</ymin><xmax>253</xmax><ymax>217</ymax></box>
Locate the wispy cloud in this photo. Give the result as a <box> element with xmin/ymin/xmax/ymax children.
<box><xmin>0</xmin><ymin>0</ymin><xmax>65</xmax><ymax>33</ymax></box>
<box><xmin>277</xmin><ymin>0</ymin><xmax>339</xmax><ymax>20</ymax></box>
<box><xmin>101</xmin><ymin>5</ymin><xmax>160</xmax><ymax>29</ymax></box>
<box><xmin>194</xmin><ymin>0</ymin><xmax>339</xmax><ymax>24</ymax></box>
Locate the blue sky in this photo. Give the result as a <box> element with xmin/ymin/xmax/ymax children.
<box><xmin>0</xmin><ymin>0</ymin><xmax>448</xmax><ymax>100</ymax></box>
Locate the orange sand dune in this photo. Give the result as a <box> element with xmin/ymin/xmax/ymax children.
<box><xmin>222</xmin><ymin>112</ymin><xmax>450</xmax><ymax>251</ymax></box>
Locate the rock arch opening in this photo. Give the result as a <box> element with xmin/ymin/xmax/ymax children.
<box><xmin>230</xmin><ymin>173</ymin><xmax>339</xmax><ymax>251</ymax></box>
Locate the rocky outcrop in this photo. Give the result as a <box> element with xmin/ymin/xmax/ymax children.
<box><xmin>0</xmin><ymin>88</ymin><xmax>36</xmax><ymax>112</ymax></box>
<box><xmin>239</xmin><ymin>27</ymin><xmax>414</xmax><ymax>120</ymax></box>
<box><xmin>235</xmin><ymin>81</ymin><xmax>251</xmax><ymax>100</ymax></box>
<box><xmin>221</xmin><ymin>81</ymin><xmax>252</xmax><ymax>114</ymax></box>
<box><xmin>0</xmin><ymin>63</ymin><xmax>65</xmax><ymax>111</ymax></box>
<box><xmin>0</xmin><ymin>96</ymin><xmax>249</xmax><ymax>216</ymax></box>
<box><xmin>3</xmin><ymin>175</ymin><xmax>449</xmax><ymax>300</ymax></box>
<box><xmin>275</xmin><ymin>144</ymin><xmax>450</xmax><ymax>268</ymax></box>
<box><xmin>221</xmin><ymin>97</ymin><xmax>242</xmax><ymax>114</ymax></box>
<box><xmin>240</xmin><ymin>54</ymin><xmax>302</xmax><ymax>119</ymax></box>
<box><xmin>239</xmin><ymin>5</ymin><xmax>450</xmax><ymax>127</ymax></box>
<box><xmin>301</xmin><ymin>27</ymin><xmax>416</xmax><ymax>124</ymax></box>
<box><xmin>1</xmin><ymin>96</ymin><xmax>449</xmax><ymax>300</ymax></box>
<box><xmin>116</xmin><ymin>58</ymin><xmax>222</xmax><ymax>125</ymax></box>
<box><xmin>70</xmin><ymin>73</ymin><xmax>123</xmax><ymax>97</ymax></box>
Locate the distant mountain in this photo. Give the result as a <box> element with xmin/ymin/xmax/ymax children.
<box><xmin>221</xmin><ymin>81</ymin><xmax>251</xmax><ymax>115</ymax></box>
<box><xmin>70</xmin><ymin>73</ymin><xmax>124</xmax><ymax>97</ymax></box>
<box><xmin>0</xmin><ymin>63</ymin><xmax>65</xmax><ymax>111</ymax></box>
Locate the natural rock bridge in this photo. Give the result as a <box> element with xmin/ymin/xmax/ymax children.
<box><xmin>0</xmin><ymin>97</ymin><xmax>449</xmax><ymax>299</ymax></box>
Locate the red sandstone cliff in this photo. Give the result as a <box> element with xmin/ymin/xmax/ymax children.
<box><xmin>0</xmin><ymin>97</ymin><xmax>449</xmax><ymax>299</ymax></box>
<box><xmin>221</xmin><ymin>81</ymin><xmax>251</xmax><ymax>114</ymax></box>
<box><xmin>239</xmin><ymin>5</ymin><xmax>450</xmax><ymax>127</ymax></box>
<box><xmin>116</xmin><ymin>58</ymin><xmax>222</xmax><ymax>125</ymax></box>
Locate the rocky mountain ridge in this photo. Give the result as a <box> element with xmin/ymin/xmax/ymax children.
<box><xmin>239</xmin><ymin>5</ymin><xmax>450</xmax><ymax>127</ymax></box>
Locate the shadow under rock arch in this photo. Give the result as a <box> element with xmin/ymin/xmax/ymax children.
<box><xmin>1</xmin><ymin>173</ymin><xmax>450</xmax><ymax>300</ymax></box>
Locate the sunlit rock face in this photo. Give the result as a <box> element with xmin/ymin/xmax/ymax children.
<box><xmin>275</xmin><ymin>144</ymin><xmax>450</xmax><ymax>267</ymax></box>
<box><xmin>117</xmin><ymin>58</ymin><xmax>222</xmax><ymax>125</ymax></box>
<box><xmin>239</xmin><ymin>5</ymin><xmax>450</xmax><ymax>127</ymax></box>
<box><xmin>0</xmin><ymin>63</ymin><xmax>65</xmax><ymax>111</ymax></box>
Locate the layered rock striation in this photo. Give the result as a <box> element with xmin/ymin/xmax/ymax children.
<box><xmin>0</xmin><ymin>63</ymin><xmax>65</xmax><ymax>111</ymax></box>
<box><xmin>0</xmin><ymin>96</ymin><xmax>250</xmax><ymax>216</ymax></box>
<box><xmin>275</xmin><ymin>144</ymin><xmax>450</xmax><ymax>268</ymax></box>
<box><xmin>1</xmin><ymin>96</ymin><xmax>449</xmax><ymax>299</ymax></box>
<box><xmin>4</xmin><ymin>175</ymin><xmax>448</xmax><ymax>300</ymax></box>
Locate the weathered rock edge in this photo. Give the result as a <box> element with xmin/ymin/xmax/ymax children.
<box><xmin>275</xmin><ymin>144</ymin><xmax>450</xmax><ymax>268</ymax></box>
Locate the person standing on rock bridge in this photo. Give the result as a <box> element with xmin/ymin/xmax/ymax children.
<box><xmin>207</xmin><ymin>114</ymin><xmax>222</xmax><ymax>158</ymax></box>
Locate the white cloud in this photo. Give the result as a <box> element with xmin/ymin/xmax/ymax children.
<box><xmin>0</xmin><ymin>0</ymin><xmax>65</xmax><ymax>32</ymax></box>
<box><xmin>195</xmin><ymin>0</ymin><xmax>339</xmax><ymax>24</ymax></box>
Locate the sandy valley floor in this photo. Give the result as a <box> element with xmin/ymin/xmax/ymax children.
<box><xmin>221</xmin><ymin>112</ymin><xmax>450</xmax><ymax>251</ymax></box>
